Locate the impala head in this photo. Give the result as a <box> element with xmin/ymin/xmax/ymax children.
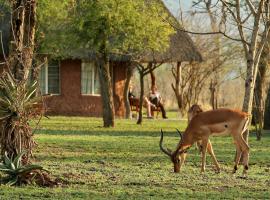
<box><xmin>160</xmin><ymin>129</ymin><xmax>183</xmax><ymax>173</ymax></box>
<box><xmin>188</xmin><ymin>104</ymin><xmax>203</xmax><ymax>122</ymax></box>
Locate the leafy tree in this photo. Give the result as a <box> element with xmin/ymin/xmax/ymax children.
<box><xmin>38</xmin><ymin>0</ymin><xmax>174</xmax><ymax>127</ymax></box>
<box><xmin>36</xmin><ymin>0</ymin><xmax>74</xmax><ymax>57</ymax></box>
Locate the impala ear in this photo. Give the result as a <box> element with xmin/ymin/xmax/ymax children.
<box><xmin>176</xmin><ymin>129</ymin><xmax>183</xmax><ymax>140</ymax></box>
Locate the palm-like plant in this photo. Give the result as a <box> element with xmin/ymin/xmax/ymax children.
<box><xmin>0</xmin><ymin>151</ymin><xmax>43</xmax><ymax>186</ymax></box>
<box><xmin>0</xmin><ymin>72</ymin><xmax>42</xmax><ymax>164</ymax></box>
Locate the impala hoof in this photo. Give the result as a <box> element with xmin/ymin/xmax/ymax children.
<box><xmin>200</xmin><ymin>169</ymin><xmax>205</xmax><ymax>173</ymax></box>
<box><xmin>232</xmin><ymin>165</ymin><xmax>238</xmax><ymax>174</ymax></box>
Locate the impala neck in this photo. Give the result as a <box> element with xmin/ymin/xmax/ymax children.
<box><xmin>176</xmin><ymin>131</ymin><xmax>193</xmax><ymax>153</ymax></box>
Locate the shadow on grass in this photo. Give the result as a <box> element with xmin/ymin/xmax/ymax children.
<box><xmin>35</xmin><ymin>129</ymin><xmax>268</xmax><ymax>139</ymax></box>
<box><xmin>35</xmin><ymin>129</ymin><xmax>182</xmax><ymax>138</ymax></box>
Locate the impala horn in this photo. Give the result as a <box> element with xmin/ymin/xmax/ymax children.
<box><xmin>176</xmin><ymin>128</ymin><xmax>183</xmax><ymax>140</ymax></box>
<box><xmin>160</xmin><ymin>129</ymin><xmax>172</xmax><ymax>157</ymax></box>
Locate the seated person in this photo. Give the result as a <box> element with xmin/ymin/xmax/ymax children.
<box><xmin>149</xmin><ymin>85</ymin><xmax>168</xmax><ymax>119</ymax></box>
<box><xmin>128</xmin><ymin>86</ymin><xmax>154</xmax><ymax>118</ymax></box>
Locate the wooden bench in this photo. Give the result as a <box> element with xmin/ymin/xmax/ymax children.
<box><xmin>129</xmin><ymin>97</ymin><xmax>160</xmax><ymax>118</ymax></box>
<box><xmin>129</xmin><ymin>98</ymin><xmax>140</xmax><ymax>112</ymax></box>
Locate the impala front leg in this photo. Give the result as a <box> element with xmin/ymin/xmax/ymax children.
<box><xmin>201</xmin><ymin>139</ymin><xmax>208</xmax><ymax>173</ymax></box>
<box><xmin>179</xmin><ymin>152</ymin><xmax>187</xmax><ymax>170</ymax></box>
<box><xmin>206</xmin><ymin>140</ymin><xmax>220</xmax><ymax>173</ymax></box>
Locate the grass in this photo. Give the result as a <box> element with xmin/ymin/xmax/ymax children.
<box><xmin>0</xmin><ymin>114</ymin><xmax>270</xmax><ymax>199</ymax></box>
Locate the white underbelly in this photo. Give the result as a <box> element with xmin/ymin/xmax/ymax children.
<box><xmin>211</xmin><ymin>130</ymin><xmax>230</xmax><ymax>136</ymax></box>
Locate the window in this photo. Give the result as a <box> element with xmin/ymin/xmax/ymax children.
<box><xmin>39</xmin><ymin>60</ymin><xmax>60</xmax><ymax>95</ymax></box>
<box><xmin>81</xmin><ymin>61</ymin><xmax>100</xmax><ymax>95</ymax></box>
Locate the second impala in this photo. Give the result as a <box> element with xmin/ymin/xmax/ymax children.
<box><xmin>160</xmin><ymin>108</ymin><xmax>250</xmax><ymax>175</ymax></box>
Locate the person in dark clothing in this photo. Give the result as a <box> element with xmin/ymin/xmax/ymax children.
<box><xmin>149</xmin><ymin>85</ymin><xmax>168</xmax><ymax>119</ymax></box>
<box><xmin>128</xmin><ymin>90</ymin><xmax>136</xmax><ymax>99</ymax></box>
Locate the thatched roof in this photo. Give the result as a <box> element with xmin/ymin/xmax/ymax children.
<box><xmin>140</xmin><ymin>0</ymin><xmax>202</xmax><ymax>63</ymax></box>
<box><xmin>69</xmin><ymin>50</ymin><xmax>132</xmax><ymax>62</ymax></box>
<box><xmin>0</xmin><ymin>5</ymin><xmax>10</xmax><ymax>56</ymax></box>
<box><xmin>140</xmin><ymin>29</ymin><xmax>202</xmax><ymax>63</ymax></box>
<box><xmin>71</xmin><ymin>28</ymin><xmax>202</xmax><ymax>63</ymax></box>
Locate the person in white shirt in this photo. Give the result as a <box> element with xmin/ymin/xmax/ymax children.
<box><xmin>128</xmin><ymin>85</ymin><xmax>155</xmax><ymax>119</ymax></box>
<box><xmin>149</xmin><ymin>85</ymin><xmax>168</xmax><ymax>119</ymax></box>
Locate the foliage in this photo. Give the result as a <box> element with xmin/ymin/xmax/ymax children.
<box><xmin>36</xmin><ymin>0</ymin><xmax>75</xmax><ymax>57</ymax></box>
<box><xmin>0</xmin><ymin>72</ymin><xmax>42</xmax><ymax>163</ymax></box>
<box><xmin>37</xmin><ymin>0</ymin><xmax>175</xmax><ymax>58</ymax></box>
<box><xmin>0</xmin><ymin>151</ymin><xmax>43</xmax><ymax>186</ymax></box>
<box><xmin>75</xmin><ymin>0</ymin><xmax>174</xmax><ymax>54</ymax></box>
<box><xmin>0</xmin><ymin>116</ymin><xmax>268</xmax><ymax>198</ymax></box>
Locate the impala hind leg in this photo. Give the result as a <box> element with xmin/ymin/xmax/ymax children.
<box><xmin>240</xmin><ymin>119</ymin><xmax>250</xmax><ymax>175</ymax></box>
<box><xmin>232</xmin><ymin>142</ymin><xmax>242</xmax><ymax>174</ymax></box>
<box><xmin>233</xmin><ymin>134</ymin><xmax>250</xmax><ymax>175</ymax></box>
<box><xmin>239</xmin><ymin>137</ymin><xmax>250</xmax><ymax>175</ymax></box>
<box><xmin>206</xmin><ymin>140</ymin><xmax>220</xmax><ymax>173</ymax></box>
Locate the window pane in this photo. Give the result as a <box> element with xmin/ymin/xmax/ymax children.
<box><xmin>39</xmin><ymin>65</ymin><xmax>47</xmax><ymax>95</ymax></box>
<box><xmin>81</xmin><ymin>62</ymin><xmax>100</xmax><ymax>95</ymax></box>
<box><xmin>81</xmin><ymin>62</ymin><xmax>92</xmax><ymax>94</ymax></box>
<box><xmin>48</xmin><ymin>60</ymin><xmax>60</xmax><ymax>94</ymax></box>
<box><xmin>94</xmin><ymin>66</ymin><xmax>100</xmax><ymax>94</ymax></box>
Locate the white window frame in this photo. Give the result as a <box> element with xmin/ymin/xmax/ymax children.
<box><xmin>44</xmin><ymin>64</ymin><xmax>49</xmax><ymax>94</ymax></box>
<box><xmin>81</xmin><ymin>61</ymin><xmax>100</xmax><ymax>96</ymax></box>
<box><xmin>39</xmin><ymin>61</ymin><xmax>60</xmax><ymax>95</ymax></box>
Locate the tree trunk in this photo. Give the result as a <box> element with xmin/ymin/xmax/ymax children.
<box><xmin>171</xmin><ymin>62</ymin><xmax>184</xmax><ymax>114</ymax></box>
<box><xmin>240</xmin><ymin>52</ymin><xmax>260</xmax><ymax>165</ymax></box>
<box><xmin>252</xmin><ymin>49</ymin><xmax>268</xmax><ymax>140</ymax></box>
<box><xmin>253</xmin><ymin>37</ymin><xmax>269</xmax><ymax>140</ymax></box>
<box><xmin>209</xmin><ymin>80</ymin><xmax>216</xmax><ymax>110</ymax></box>
<box><xmin>1</xmin><ymin>0</ymin><xmax>37</xmax><ymax>163</ymax></box>
<box><xmin>96</xmin><ymin>54</ymin><xmax>115</xmax><ymax>127</ymax></box>
<box><xmin>124</xmin><ymin>64</ymin><xmax>134</xmax><ymax>119</ymax></box>
<box><xmin>9</xmin><ymin>0</ymin><xmax>36</xmax><ymax>82</ymax></box>
<box><xmin>137</xmin><ymin>71</ymin><xmax>144</xmax><ymax>124</ymax></box>
<box><xmin>242</xmin><ymin>56</ymin><xmax>258</xmax><ymax>141</ymax></box>
<box><xmin>150</xmin><ymin>63</ymin><xmax>155</xmax><ymax>88</ymax></box>
<box><xmin>263</xmin><ymin>84</ymin><xmax>270</xmax><ymax>129</ymax></box>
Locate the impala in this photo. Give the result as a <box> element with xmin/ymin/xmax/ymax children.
<box><xmin>160</xmin><ymin>108</ymin><xmax>250</xmax><ymax>174</ymax></box>
<box><xmin>187</xmin><ymin>104</ymin><xmax>203</xmax><ymax>123</ymax></box>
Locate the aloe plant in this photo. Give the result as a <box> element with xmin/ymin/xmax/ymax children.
<box><xmin>0</xmin><ymin>72</ymin><xmax>42</xmax><ymax>164</ymax></box>
<box><xmin>0</xmin><ymin>151</ymin><xmax>43</xmax><ymax>186</ymax></box>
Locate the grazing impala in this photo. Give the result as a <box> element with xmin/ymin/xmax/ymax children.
<box><xmin>160</xmin><ymin>108</ymin><xmax>250</xmax><ymax>175</ymax></box>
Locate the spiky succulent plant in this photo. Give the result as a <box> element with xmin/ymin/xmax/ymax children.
<box><xmin>0</xmin><ymin>72</ymin><xmax>42</xmax><ymax>164</ymax></box>
<box><xmin>0</xmin><ymin>151</ymin><xmax>43</xmax><ymax>186</ymax></box>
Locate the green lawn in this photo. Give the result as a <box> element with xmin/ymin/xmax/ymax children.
<box><xmin>0</xmin><ymin>115</ymin><xmax>269</xmax><ymax>200</ymax></box>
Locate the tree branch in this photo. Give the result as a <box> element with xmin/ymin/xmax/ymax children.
<box><xmin>220</xmin><ymin>0</ymin><xmax>249</xmax><ymax>54</ymax></box>
<box><xmin>245</xmin><ymin>0</ymin><xmax>257</xmax><ymax>16</ymax></box>
<box><xmin>178</xmin><ymin>28</ymin><xmax>248</xmax><ymax>44</ymax></box>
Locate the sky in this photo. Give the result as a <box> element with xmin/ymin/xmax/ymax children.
<box><xmin>163</xmin><ymin>0</ymin><xmax>192</xmax><ymax>17</ymax></box>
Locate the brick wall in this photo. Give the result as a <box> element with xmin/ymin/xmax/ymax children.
<box><xmin>44</xmin><ymin>59</ymin><xmax>127</xmax><ymax>117</ymax></box>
